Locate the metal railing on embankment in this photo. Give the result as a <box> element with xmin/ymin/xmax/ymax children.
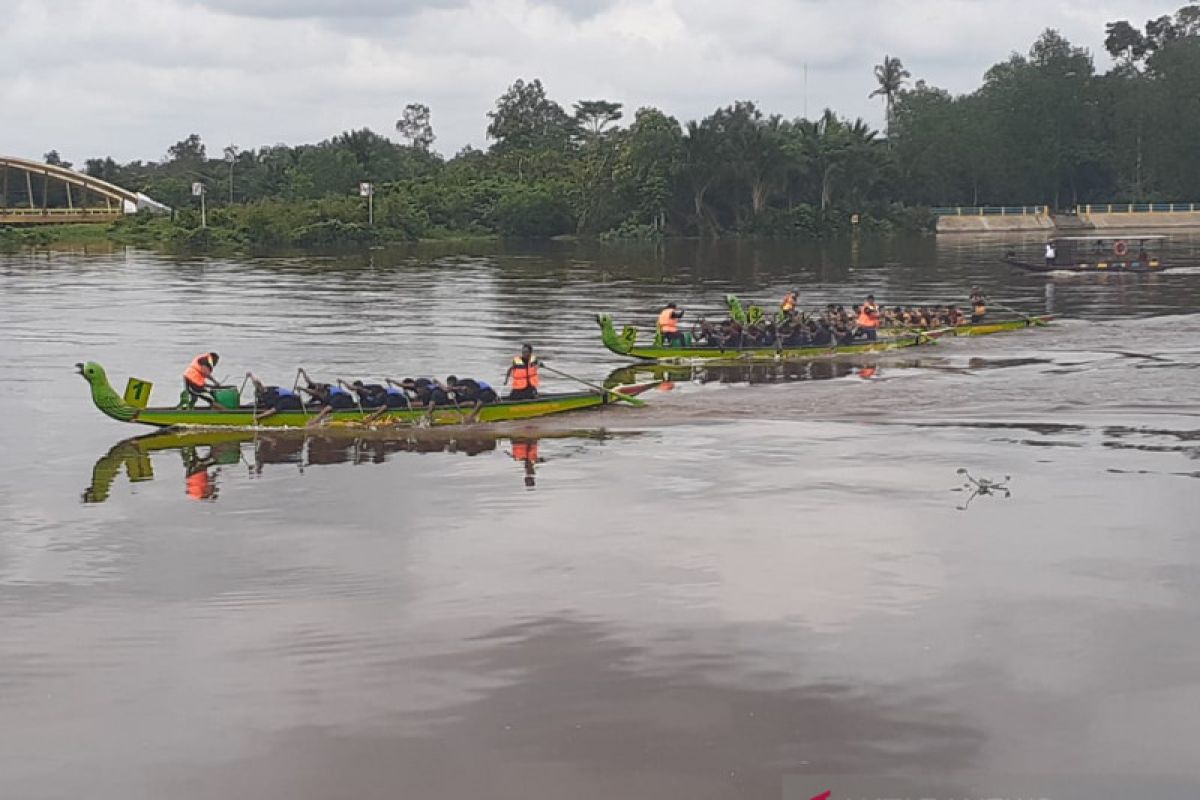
<box><xmin>930</xmin><ymin>206</ymin><xmax>1050</xmax><ymax>217</ymax></box>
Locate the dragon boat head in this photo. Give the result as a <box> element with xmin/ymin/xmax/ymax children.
<box><xmin>77</xmin><ymin>361</ymin><xmax>138</xmax><ymax>422</ymax></box>
<box><xmin>595</xmin><ymin>314</ymin><xmax>639</xmax><ymax>355</ymax></box>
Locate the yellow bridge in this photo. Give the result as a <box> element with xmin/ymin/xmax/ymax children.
<box><xmin>0</xmin><ymin>155</ymin><xmax>167</xmax><ymax>225</ymax></box>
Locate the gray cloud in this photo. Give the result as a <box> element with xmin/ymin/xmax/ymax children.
<box><xmin>0</xmin><ymin>0</ymin><xmax>1175</xmax><ymax>166</ymax></box>
<box><xmin>192</xmin><ymin>0</ymin><xmax>465</xmax><ymax>19</ymax></box>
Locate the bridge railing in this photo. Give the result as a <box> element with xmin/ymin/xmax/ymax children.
<box><xmin>1077</xmin><ymin>203</ymin><xmax>1200</xmax><ymax>214</ymax></box>
<box><xmin>0</xmin><ymin>208</ymin><xmax>121</xmax><ymax>218</ymax></box>
<box><xmin>929</xmin><ymin>206</ymin><xmax>1050</xmax><ymax>217</ymax></box>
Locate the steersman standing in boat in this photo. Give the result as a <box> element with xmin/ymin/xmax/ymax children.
<box><xmin>505</xmin><ymin>344</ymin><xmax>542</xmax><ymax>400</ymax></box>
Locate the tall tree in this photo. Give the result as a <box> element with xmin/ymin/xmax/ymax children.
<box><xmin>486</xmin><ymin>79</ymin><xmax>574</xmax><ymax>154</ymax></box>
<box><xmin>167</xmin><ymin>134</ymin><xmax>206</xmax><ymax>164</ymax></box>
<box><xmin>223</xmin><ymin>145</ymin><xmax>239</xmax><ymax>203</ymax></box>
<box><xmin>573</xmin><ymin>100</ymin><xmax>623</xmax><ymax>138</ymax></box>
<box><xmin>869</xmin><ymin>55</ymin><xmax>911</xmax><ymax>139</ymax></box>
<box><xmin>395</xmin><ymin>103</ymin><xmax>435</xmax><ymax>151</ymax></box>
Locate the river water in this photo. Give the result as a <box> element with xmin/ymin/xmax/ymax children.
<box><xmin>2</xmin><ymin>234</ymin><xmax>1199</xmax><ymax>799</ymax></box>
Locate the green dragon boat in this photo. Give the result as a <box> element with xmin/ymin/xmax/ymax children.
<box><xmin>78</xmin><ymin>361</ymin><xmax>647</xmax><ymax>429</ymax></box>
<box><xmin>888</xmin><ymin>315</ymin><xmax>1054</xmax><ymax>337</ymax></box>
<box><xmin>596</xmin><ymin>314</ymin><xmax>936</xmax><ymax>362</ymax></box>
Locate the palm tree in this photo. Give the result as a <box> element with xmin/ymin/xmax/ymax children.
<box><xmin>870</xmin><ymin>55</ymin><xmax>911</xmax><ymax>140</ymax></box>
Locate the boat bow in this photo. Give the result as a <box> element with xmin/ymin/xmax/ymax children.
<box><xmin>77</xmin><ymin>362</ymin><xmax>139</xmax><ymax>423</ymax></box>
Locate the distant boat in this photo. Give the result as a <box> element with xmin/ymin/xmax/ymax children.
<box><xmin>1004</xmin><ymin>234</ymin><xmax>1168</xmax><ymax>273</ymax></box>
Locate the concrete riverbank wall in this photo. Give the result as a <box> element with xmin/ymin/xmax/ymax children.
<box><xmin>936</xmin><ymin>205</ymin><xmax>1200</xmax><ymax>233</ymax></box>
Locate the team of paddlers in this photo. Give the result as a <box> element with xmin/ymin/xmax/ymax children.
<box><xmin>180</xmin><ymin>343</ymin><xmax>544</xmax><ymax>418</ymax></box>
<box><xmin>656</xmin><ymin>289</ymin><xmax>989</xmax><ymax>348</ymax></box>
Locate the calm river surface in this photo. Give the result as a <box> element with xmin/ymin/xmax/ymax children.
<box><xmin>2</xmin><ymin>234</ymin><xmax>1200</xmax><ymax>799</ymax></box>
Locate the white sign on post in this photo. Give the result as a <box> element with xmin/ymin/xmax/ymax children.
<box><xmin>359</xmin><ymin>182</ymin><xmax>374</xmax><ymax>197</ymax></box>
<box><xmin>191</xmin><ymin>182</ymin><xmax>205</xmax><ymax>196</ymax></box>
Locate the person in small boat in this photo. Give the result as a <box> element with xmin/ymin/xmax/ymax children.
<box><xmin>856</xmin><ymin>295</ymin><xmax>881</xmax><ymax>341</ymax></box>
<box><xmin>969</xmin><ymin>288</ymin><xmax>988</xmax><ymax>323</ymax></box>
<box><xmin>245</xmin><ymin>372</ymin><xmax>302</xmax><ymax>419</ymax></box>
<box><xmin>657</xmin><ymin>303</ymin><xmax>685</xmax><ymax>346</ymax></box>
<box><xmin>182</xmin><ymin>352</ymin><xmax>221</xmax><ymax>407</ymax></box>
<box><xmin>1044</xmin><ymin>241</ymin><xmax>1056</xmax><ymax>267</ymax></box>
<box><xmin>505</xmin><ymin>344</ymin><xmax>542</xmax><ymax>400</ymax></box>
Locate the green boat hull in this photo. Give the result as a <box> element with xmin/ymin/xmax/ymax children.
<box><xmin>888</xmin><ymin>315</ymin><xmax>1053</xmax><ymax>337</ymax></box>
<box><xmin>78</xmin><ymin>362</ymin><xmax>622</xmax><ymax>430</ymax></box>
<box><xmin>596</xmin><ymin>314</ymin><xmax>934</xmax><ymax>362</ymax></box>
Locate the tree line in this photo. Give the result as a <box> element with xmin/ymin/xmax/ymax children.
<box><xmin>42</xmin><ymin>5</ymin><xmax>1200</xmax><ymax>246</ymax></box>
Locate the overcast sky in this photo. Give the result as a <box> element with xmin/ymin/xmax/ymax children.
<box><xmin>0</xmin><ymin>0</ymin><xmax>1176</xmax><ymax>165</ymax></box>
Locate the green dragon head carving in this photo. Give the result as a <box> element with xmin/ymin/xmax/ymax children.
<box><xmin>725</xmin><ymin>294</ymin><xmax>748</xmax><ymax>324</ymax></box>
<box><xmin>76</xmin><ymin>362</ymin><xmax>138</xmax><ymax>422</ymax></box>
<box><xmin>595</xmin><ymin>314</ymin><xmax>638</xmax><ymax>354</ymax></box>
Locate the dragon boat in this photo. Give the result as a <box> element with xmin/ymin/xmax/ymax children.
<box><xmin>77</xmin><ymin>361</ymin><xmax>649</xmax><ymax>430</ymax></box>
<box><xmin>596</xmin><ymin>313</ymin><xmax>936</xmax><ymax>363</ymax></box>
<box><xmin>886</xmin><ymin>315</ymin><xmax>1053</xmax><ymax>336</ymax></box>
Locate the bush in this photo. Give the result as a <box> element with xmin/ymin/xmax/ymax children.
<box><xmin>491</xmin><ymin>185</ymin><xmax>575</xmax><ymax>238</ymax></box>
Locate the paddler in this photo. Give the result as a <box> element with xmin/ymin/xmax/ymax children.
<box><xmin>295</xmin><ymin>368</ymin><xmax>357</xmax><ymax>426</ymax></box>
<box><xmin>855</xmin><ymin>294</ymin><xmax>881</xmax><ymax>341</ymax></box>
<box><xmin>657</xmin><ymin>302</ymin><xmax>685</xmax><ymax>346</ymax></box>
<box><xmin>969</xmin><ymin>287</ymin><xmax>987</xmax><ymax>322</ymax></box>
<box><xmin>443</xmin><ymin>375</ymin><xmax>498</xmax><ymax>422</ymax></box>
<box><xmin>182</xmin><ymin>352</ymin><xmax>221</xmax><ymax>407</ymax></box>
<box><xmin>246</xmin><ymin>371</ymin><xmax>303</xmax><ymax>419</ymax></box>
<box><xmin>504</xmin><ymin>344</ymin><xmax>542</xmax><ymax>400</ymax></box>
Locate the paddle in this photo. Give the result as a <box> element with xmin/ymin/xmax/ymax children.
<box><xmin>990</xmin><ymin>301</ymin><xmax>1049</xmax><ymax>327</ymax></box>
<box><xmin>538</xmin><ymin>363</ymin><xmax>647</xmax><ymax>407</ymax></box>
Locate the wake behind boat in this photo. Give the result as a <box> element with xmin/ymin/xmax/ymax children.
<box><xmin>77</xmin><ymin>362</ymin><xmax>653</xmax><ymax>430</ymax></box>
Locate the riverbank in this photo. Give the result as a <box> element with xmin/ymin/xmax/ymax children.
<box><xmin>937</xmin><ymin>210</ymin><xmax>1200</xmax><ymax>233</ymax></box>
<box><xmin>3</xmin><ymin>202</ymin><xmax>934</xmax><ymax>253</ymax></box>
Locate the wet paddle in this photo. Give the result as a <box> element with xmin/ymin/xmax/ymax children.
<box><xmin>539</xmin><ymin>363</ymin><xmax>647</xmax><ymax>407</ymax></box>
<box><xmin>991</xmin><ymin>301</ymin><xmax>1049</xmax><ymax>327</ymax></box>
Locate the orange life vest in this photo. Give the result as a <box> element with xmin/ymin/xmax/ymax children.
<box><xmin>857</xmin><ymin>303</ymin><xmax>880</xmax><ymax>329</ymax></box>
<box><xmin>657</xmin><ymin>308</ymin><xmax>679</xmax><ymax>334</ymax></box>
<box><xmin>183</xmin><ymin>354</ymin><xmax>213</xmax><ymax>388</ymax></box>
<box><xmin>510</xmin><ymin>357</ymin><xmax>539</xmax><ymax>391</ymax></box>
<box><xmin>186</xmin><ymin>469</ymin><xmax>211</xmax><ymax>501</ymax></box>
<box><xmin>512</xmin><ymin>440</ymin><xmax>539</xmax><ymax>462</ymax></box>
<box><xmin>781</xmin><ymin>293</ymin><xmax>797</xmax><ymax>313</ymax></box>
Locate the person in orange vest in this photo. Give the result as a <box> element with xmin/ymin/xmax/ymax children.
<box><xmin>182</xmin><ymin>352</ymin><xmax>220</xmax><ymax>407</ymax></box>
<box><xmin>657</xmin><ymin>303</ymin><xmax>685</xmax><ymax>346</ymax></box>
<box><xmin>781</xmin><ymin>290</ymin><xmax>798</xmax><ymax>316</ymax></box>
<box><xmin>969</xmin><ymin>287</ymin><xmax>987</xmax><ymax>322</ymax></box>
<box><xmin>855</xmin><ymin>295</ymin><xmax>881</xmax><ymax>341</ymax></box>
<box><xmin>504</xmin><ymin>344</ymin><xmax>542</xmax><ymax>400</ymax></box>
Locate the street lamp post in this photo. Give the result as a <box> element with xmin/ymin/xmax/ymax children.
<box><xmin>191</xmin><ymin>181</ymin><xmax>207</xmax><ymax>228</ymax></box>
<box><xmin>359</xmin><ymin>181</ymin><xmax>374</xmax><ymax>226</ymax></box>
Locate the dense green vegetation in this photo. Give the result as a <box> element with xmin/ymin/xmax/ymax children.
<box><xmin>12</xmin><ymin>6</ymin><xmax>1200</xmax><ymax>249</ymax></box>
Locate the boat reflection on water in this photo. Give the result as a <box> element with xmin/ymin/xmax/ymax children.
<box><xmin>604</xmin><ymin>357</ymin><xmax>929</xmax><ymax>387</ymax></box>
<box><xmin>83</xmin><ymin>428</ymin><xmax>614</xmax><ymax>503</ymax></box>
